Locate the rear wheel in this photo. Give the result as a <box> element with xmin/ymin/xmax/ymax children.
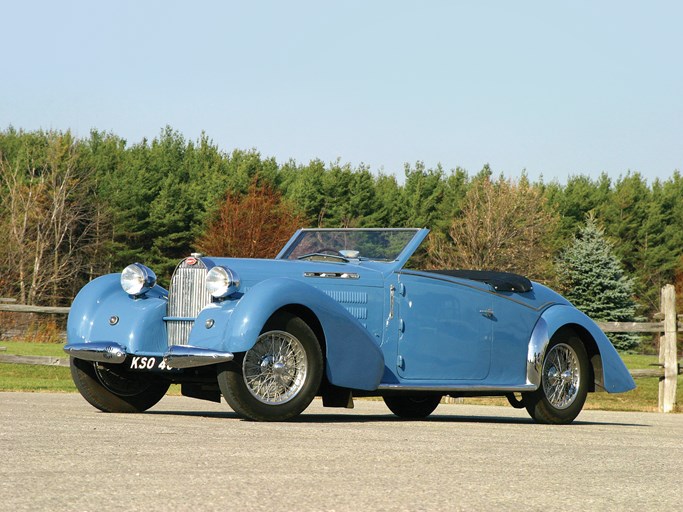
<box><xmin>383</xmin><ymin>395</ymin><xmax>442</xmax><ymax>419</ymax></box>
<box><xmin>70</xmin><ymin>357</ymin><xmax>170</xmax><ymax>413</ymax></box>
<box><xmin>217</xmin><ymin>312</ymin><xmax>323</xmax><ymax>421</ymax></box>
<box><xmin>523</xmin><ymin>334</ymin><xmax>589</xmax><ymax>424</ymax></box>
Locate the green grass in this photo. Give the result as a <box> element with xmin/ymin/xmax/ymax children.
<box><xmin>0</xmin><ymin>341</ymin><xmax>75</xmax><ymax>392</ymax></box>
<box><xmin>0</xmin><ymin>342</ymin><xmax>679</xmax><ymax>412</ymax></box>
<box><xmin>1</xmin><ymin>340</ymin><xmax>67</xmax><ymax>357</ymax></box>
<box><xmin>0</xmin><ymin>363</ymin><xmax>75</xmax><ymax>392</ymax></box>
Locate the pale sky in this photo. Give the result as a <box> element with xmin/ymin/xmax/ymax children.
<box><xmin>1</xmin><ymin>0</ymin><xmax>681</xmax><ymax>184</ymax></box>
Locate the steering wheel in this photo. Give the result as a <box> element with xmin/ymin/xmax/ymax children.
<box><xmin>297</xmin><ymin>248</ymin><xmax>348</xmax><ymax>262</ymax></box>
<box><xmin>315</xmin><ymin>248</ymin><xmax>342</xmax><ymax>255</ymax></box>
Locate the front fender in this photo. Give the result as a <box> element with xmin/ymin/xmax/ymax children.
<box><xmin>67</xmin><ymin>274</ymin><xmax>169</xmax><ymax>354</ymax></box>
<box><xmin>540</xmin><ymin>305</ymin><xmax>636</xmax><ymax>393</ymax></box>
<box><xmin>189</xmin><ymin>277</ymin><xmax>385</xmax><ymax>390</ymax></box>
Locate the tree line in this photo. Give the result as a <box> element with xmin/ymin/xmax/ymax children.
<box><xmin>1</xmin><ymin>126</ymin><xmax>682</xmax><ymax>321</ymax></box>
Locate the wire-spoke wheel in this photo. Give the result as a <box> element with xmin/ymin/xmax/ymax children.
<box><xmin>243</xmin><ymin>330</ymin><xmax>308</xmax><ymax>405</ymax></box>
<box><xmin>218</xmin><ymin>312</ymin><xmax>323</xmax><ymax>421</ymax></box>
<box><xmin>542</xmin><ymin>343</ymin><xmax>581</xmax><ymax>409</ymax></box>
<box><xmin>523</xmin><ymin>333</ymin><xmax>589</xmax><ymax>424</ymax></box>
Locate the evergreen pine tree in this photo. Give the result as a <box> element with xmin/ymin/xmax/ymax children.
<box><xmin>556</xmin><ymin>214</ymin><xmax>640</xmax><ymax>351</ymax></box>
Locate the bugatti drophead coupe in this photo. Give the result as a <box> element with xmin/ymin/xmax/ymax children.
<box><xmin>65</xmin><ymin>228</ymin><xmax>635</xmax><ymax>423</ymax></box>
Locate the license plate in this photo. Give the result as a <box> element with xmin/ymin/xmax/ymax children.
<box><xmin>128</xmin><ymin>356</ymin><xmax>176</xmax><ymax>371</ymax></box>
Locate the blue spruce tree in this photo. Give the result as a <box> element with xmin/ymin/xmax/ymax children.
<box><xmin>556</xmin><ymin>215</ymin><xmax>640</xmax><ymax>351</ymax></box>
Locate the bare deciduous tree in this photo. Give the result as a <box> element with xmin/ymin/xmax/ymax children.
<box><xmin>0</xmin><ymin>133</ymin><xmax>103</xmax><ymax>305</ymax></box>
<box><xmin>427</xmin><ymin>176</ymin><xmax>559</xmax><ymax>281</ymax></box>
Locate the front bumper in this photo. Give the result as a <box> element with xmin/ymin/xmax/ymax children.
<box><xmin>63</xmin><ymin>342</ymin><xmax>234</xmax><ymax>369</ymax></box>
<box><xmin>163</xmin><ymin>345</ymin><xmax>234</xmax><ymax>368</ymax></box>
<box><xmin>64</xmin><ymin>342</ymin><xmax>127</xmax><ymax>363</ymax></box>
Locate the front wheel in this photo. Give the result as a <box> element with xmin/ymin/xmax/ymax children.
<box><xmin>383</xmin><ymin>395</ymin><xmax>442</xmax><ymax>419</ymax></box>
<box><xmin>523</xmin><ymin>334</ymin><xmax>590</xmax><ymax>424</ymax></box>
<box><xmin>217</xmin><ymin>312</ymin><xmax>323</xmax><ymax>421</ymax></box>
<box><xmin>70</xmin><ymin>357</ymin><xmax>170</xmax><ymax>413</ymax></box>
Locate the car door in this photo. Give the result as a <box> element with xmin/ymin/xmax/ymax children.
<box><xmin>395</xmin><ymin>273</ymin><xmax>493</xmax><ymax>381</ymax></box>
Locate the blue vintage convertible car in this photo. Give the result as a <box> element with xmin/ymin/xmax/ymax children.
<box><xmin>65</xmin><ymin>228</ymin><xmax>635</xmax><ymax>423</ymax></box>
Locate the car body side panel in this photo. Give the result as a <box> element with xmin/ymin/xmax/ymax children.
<box><xmin>396</xmin><ymin>274</ymin><xmax>493</xmax><ymax>380</ymax></box>
<box><xmin>541</xmin><ymin>305</ymin><xmax>636</xmax><ymax>393</ymax></box>
<box><xmin>487</xmin><ymin>293</ymin><xmax>544</xmax><ymax>386</ymax></box>
<box><xmin>391</xmin><ymin>271</ymin><xmax>551</xmax><ymax>387</ymax></box>
<box><xmin>190</xmin><ymin>277</ymin><xmax>385</xmax><ymax>390</ymax></box>
<box><xmin>66</xmin><ymin>274</ymin><xmax>169</xmax><ymax>354</ymax></box>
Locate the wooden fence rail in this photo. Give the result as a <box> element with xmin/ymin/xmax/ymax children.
<box><xmin>1</xmin><ymin>285</ymin><xmax>681</xmax><ymax>412</ymax></box>
<box><xmin>0</xmin><ymin>354</ymin><xmax>69</xmax><ymax>367</ymax></box>
<box><xmin>0</xmin><ymin>303</ymin><xmax>70</xmax><ymax>314</ymax></box>
<box><xmin>596</xmin><ymin>321</ymin><xmax>683</xmax><ymax>333</ymax></box>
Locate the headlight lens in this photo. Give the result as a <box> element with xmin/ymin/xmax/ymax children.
<box><xmin>206</xmin><ymin>266</ymin><xmax>241</xmax><ymax>298</ymax></box>
<box><xmin>120</xmin><ymin>263</ymin><xmax>157</xmax><ymax>296</ymax></box>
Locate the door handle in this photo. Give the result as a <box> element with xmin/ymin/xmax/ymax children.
<box><xmin>479</xmin><ymin>309</ymin><xmax>494</xmax><ymax>318</ymax></box>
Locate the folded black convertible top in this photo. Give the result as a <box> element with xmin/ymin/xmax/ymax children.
<box><xmin>429</xmin><ymin>270</ymin><xmax>533</xmax><ymax>293</ymax></box>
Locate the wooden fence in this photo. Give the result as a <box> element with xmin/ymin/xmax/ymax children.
<box><xmin>1</xmin><ymin>286</ymin><xmax>681</xmax><ymax>412</ymax></box>
<box><xmin>597</xmin><ymin>284</ymin><xmax>682</xmax><ymax>413</ymax></box>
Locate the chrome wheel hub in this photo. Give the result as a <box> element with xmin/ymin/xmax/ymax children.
<box><xmin>542</xmin><ymin>343</ymin><xmax>580</xmax><ymax>410</ymax></box>
<box><xmin>243</xmin><ymin>330</ymin><xmax>308</xmax><ymax>405</ymax></box>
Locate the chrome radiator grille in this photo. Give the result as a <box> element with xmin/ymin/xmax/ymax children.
<box><xmin>166</xmin><ymin>258</ymin><xmax>212</xmax><ymax>345</ymax></box>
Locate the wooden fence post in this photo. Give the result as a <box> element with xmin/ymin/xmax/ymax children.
<box><xmin>659</xmin><ymin>284</ymin><xmax>677</xmax><ymax>413</ymax></box>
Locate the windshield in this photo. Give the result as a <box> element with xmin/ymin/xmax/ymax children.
<box><xmin>280</xmin><ymin>229</ymin><xmax>420</xmax><ymax>262</ymax></box>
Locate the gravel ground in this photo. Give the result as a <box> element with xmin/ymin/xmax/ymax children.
<box><xmin>1</xmin><ymin>392</ymin><xmax>681</xmax><ymax>511</ymax></box>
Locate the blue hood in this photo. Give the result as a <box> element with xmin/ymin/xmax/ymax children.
<box><xmin>201</xmin><ymin>257</ymin><xmax>385</xmax><ymax>289</ymax></box>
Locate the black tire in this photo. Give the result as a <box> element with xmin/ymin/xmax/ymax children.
<box><xmin>383</xmin><ymin>395</ymin><xmax>442</xmax><ymax>419</ymax></box>
<box><xmin>70</xmin><ymin>357</ymin><xmax>170</xmax><ymax>413</ymax></box>
<box><xmin>523</xmin><ymin>333</ymin><xmax>590</xmax><ymax>424</ymax></box>
<box><xmin>506</xmin><ymin>393</ymin><xmax>526</xmax><ymax>409</ymax></box>
<box><xmin>217</xmin><ymin>312</ymin><xmax>323</xmax><ymax>421</ymax></box>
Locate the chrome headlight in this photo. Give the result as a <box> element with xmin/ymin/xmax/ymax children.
<box><xmin>206</xmin><ymin>266</ymin><xmax>241</xmax><ymax>298</ymax></box>
<box><xmin>120</xmin><ymin>263</ymin><xmax>157</xmax><ymax>296</ymax></box>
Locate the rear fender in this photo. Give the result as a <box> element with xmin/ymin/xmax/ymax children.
<box><xmin>191</xmin><ymin>277</ymin><xmax>384</xmax><ymax>390</ymax></box>
<box><xmin>538</xmin><ymin>305</ymin><xmax>636</xmax><ymax>393</ymax></box>
<box><xmin>66</xmin><ymin>274</ymin><xmax>169</xmax><ymax>354</ymax></box>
